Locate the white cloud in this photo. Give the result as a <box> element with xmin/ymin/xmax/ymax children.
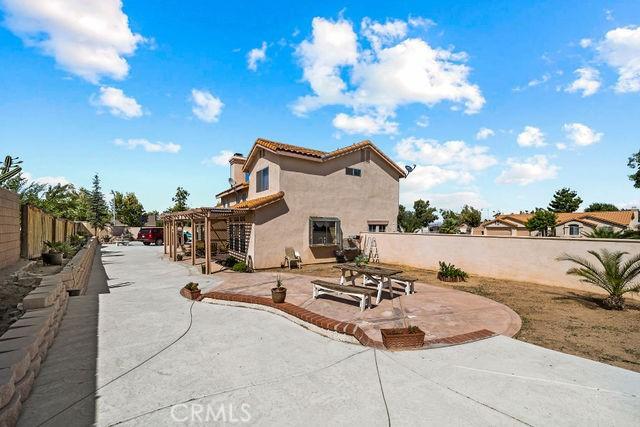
<box><xmin>414</xmin><ymin>191</ymin><xmax>489</xmax><ymax>210</ymax></box>
<box><xmin>513</xmin><ymin>73</ymin><xmax>551</xmax><ymax>92</ymax></box>
<box><xmin>415</xmin><ymin>115</ymin><xmax>429</xmax><ymax>128</ymax></box>
<box><xmin>401</xmin><ymin>165</ymin><xmax>473</xmax><ymax>193</ymax></box>
<box><xmin>203</xmin><ymin>150</ymin><xmax>234</xmax><ymax>166</ymax></box>
<box><xmin>114</xmin><ymin>138</ymin><xmax>181</xmax><ymax>153</ymax></box>
<box><xmin>293</xmin><ymin>16</ymin><xmax>484</xmax><ymax>134</ymax></box>
<box><xmin>361</xmin><ymin>17</ymin><xmax>408</xmax><ymax>51</ymax></box>
<box><xmin>565</xmin><ymin>67</ymin><xmax>601</xmax><ymax>97</ymax></box>
<box><xmin>556</xmin><ymin>143</ymin><xmax>567</xmax><ymax>150</ymax></box>
<box><xmin>562</xmin><ymin>122</ymin><xmax>603</xmax><ymax>146</ymax></box>
<box><xmin>91</xmin><ymin>86</ymin><xmax>143</xmax><ymax>118</ymax></box>
<box><xmin>598</xmin><ymin>26</ymin><xmax>640</xmax><ymax>93</ymax></box>
<box><xmin>579</xmin><ymin>38</ymin><xmax>593</xmax><ymax>48</ymax></box>
<box><xmin>190</xmin><ymin>89</ymin><xmax>224</xmax><ymax>123</ymax></box>
<box><xmin>247</xmin><ymin>41</ymin><xmax>267</xmax><ymax>71</ymax></box>
<box><xmin>22</xmin><ymin>172</ymin><xmax>70</xmax><ymax>187</ymax></box>
<box><xmin>496</xmin><ymin>155</ymin><xmax>559</xmax><ymax>185</ymax></box>
<box><xmin>516</xmin><ymin>126</ymin><xmax>546</xmax><ymax>147</ymax></box>
<box><xmin>332</xmin><ymin>112</ymin><xmax>398</xmax><ymax>135</ymax></box>
<box><xmin>475</xmin><ymin>127</ymin><xmax>495</xmax><ymax>140</ymax></box>
<box><xmin>2</xmin><ymin>0</ymin><xmax>145</xmax><ymax>83</ymax></box>
<box><xmin>395</xmin><ymin>137</ymin><xmax>497</xmax><ymax>171</ymax></box>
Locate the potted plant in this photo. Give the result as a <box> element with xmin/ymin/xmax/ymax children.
<box><xmin>176</xmin><ymin>253</ymin><xmax>183</xmax><ymax>261</ymax></box>
<box><xmin>42</xmin><ymin>241</ymin><xmax>64</xmax><ymax>265</ymax></box>
<box><xmin>437</xmin><ymin>261</ymin><xmax>469</xmax><ymax>282</ymax></box>
<box><xmin>381</xmin><ymin>325</ymin><xmax>425</xmax><ymax>349</ymax></box>
<box><xmin>354</xmin><ymin>254</ymin><xmax>369</xmax><ymax>267</ymax></box>
<box><xmin>271</xmin><ymin>274</ymin><xmax>286</xmax><ymax>303</ymax></box>
<box><xmin>201</xmin><ymin>264</ymin><xmax>206</xmax><ymax>274</ymax></box>
<box><xmin>181</xmin><ymin>282</ymin><xmax>201</xmax><ymax>300</ymax></box>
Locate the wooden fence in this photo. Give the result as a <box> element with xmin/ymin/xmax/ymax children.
<box><xmin>0</xmin><ymin>188</ymin><xmax>20</xmax><ymax>269</ymax></box>
<box><xmin>20</xmin><ymin>204</ymin><xmax>77</xmax><ymax>260</ymax></box>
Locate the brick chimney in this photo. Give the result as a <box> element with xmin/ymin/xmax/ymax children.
<box><xmin>229</xmin><ymin>153</ymin><xmax>247</xmax><ymax>185</ymax></box>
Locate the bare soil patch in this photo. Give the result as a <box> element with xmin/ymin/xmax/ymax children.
<box><xmin>267</xmin><ymin>262</ymin><xmax>640</xmax><ymax>372</ymax></box>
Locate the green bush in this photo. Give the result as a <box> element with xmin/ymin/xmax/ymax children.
<box><xmin>224</xmin><ymin>256</ymin><xmax>237</xmax><ymax>267</ymax></box>
<box><xmin>438</xmin><ymin>261</ymin><xmax>468</xmax><ymax>280</ymax></box>
<box><xmin>232</xmin><ymin>261</ymin><xmax>247</xmax><ymax>272</ymax></box>
<box><xmin>184</xmin><ymin>282</ymin><xmax>199</xmax><ymax>291</ymax></box>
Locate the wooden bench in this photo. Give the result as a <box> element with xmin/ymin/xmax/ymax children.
<box><xmin>390</xmin><ymin>275</ymin><xmax>416</xmax><ymax>295</ymax></box>
<box><xmin>311</xmin><ymin>280</ymin><xmax>376</xmax><ymax>311</ymax></box>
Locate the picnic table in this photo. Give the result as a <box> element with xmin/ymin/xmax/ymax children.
<box><xmin>333</xmin><ymin>263</ymin><xmax>403</xmax><ymax>304</ymax></box>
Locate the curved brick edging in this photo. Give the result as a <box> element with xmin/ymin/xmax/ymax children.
<box><xmin>0</xmin><ymin>238</ymin><xmax>97</xmax><ymax>426</ymax></box>
<box><xmin>198</xmin><ymin>291</ymin><xmax>497</xmax><ymax>350</ymax></box>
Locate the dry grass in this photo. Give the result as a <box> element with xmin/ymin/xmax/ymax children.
<box><xmin>267</xmin><ymin>262</ymin><xmax>640</xmax><ymax>372</ymax></box>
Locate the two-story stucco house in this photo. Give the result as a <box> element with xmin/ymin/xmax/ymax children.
<box><xmin>214</xmin><ymin>138</ymin><xmax>405</xmax><ymax>269</ymax></box>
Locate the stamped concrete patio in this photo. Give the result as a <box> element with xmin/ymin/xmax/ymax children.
<box><xmin>195</xmin><ymin>264</ymin><xmax>521</xmax><ymax>347</ymax></box>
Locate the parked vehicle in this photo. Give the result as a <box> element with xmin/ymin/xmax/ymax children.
<box><xmin>137</xmin><ymin>227</ymin><xmax>164</xmax><ymax>246</ymax></box>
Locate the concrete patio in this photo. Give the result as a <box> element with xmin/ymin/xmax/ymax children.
<box><xmin>18</xmin><ymin>244</ymin><xmax>640</xmax><ymax>426</ymax></box>
<box><xmin>197</xmin><ymin>266</ymin><xmax>521</xmax><ymax>347</ymax></box>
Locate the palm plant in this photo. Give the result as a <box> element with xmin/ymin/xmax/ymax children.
<box><xmin>557</xmin><ymin>249</ymin><xmax>640</xmax><ymax>310</ymax></box>
<box><xmin>583</xmin><ymin>228</ymin><xmax>625</xmax><ymax>239</ymax></box>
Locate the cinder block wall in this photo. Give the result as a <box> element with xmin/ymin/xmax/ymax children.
<box><xmin>0</xmin><ymin>188</ymin><xmax>20</xmax><ymax>269</ymax></box>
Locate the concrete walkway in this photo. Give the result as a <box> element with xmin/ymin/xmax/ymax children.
<box><xmin>20</xmin><ymin>245</ymin><xmax>640</xmax><ymax>426</ymax></box>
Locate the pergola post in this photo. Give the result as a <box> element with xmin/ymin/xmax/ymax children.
<box><xmin>172</xmin><ymin>219</ymin><xmax>178</xmax><ymax>261</ymax></box>
<box><xmin>163</xmin><ymin>222</ymin><xmax>168</xmax><ymax>254</ymax></box>
<box><xmin>205</xmin><ymin>216</ymin><xmax>211</xmax><ymax>274</ymax></box>
<box><xmin>168</xmin><ymin>220</ymin><xmax>172</xmax><ymax>258</ymax></box>
<box><xmin>191</xmin><ymin>216</ymin><xmax>197</xmax><ymax>265</ymax></box>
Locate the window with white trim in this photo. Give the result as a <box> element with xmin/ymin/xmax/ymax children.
<box><xmin>368</xmin><ymin>224</ymin><xmax>386</xmax><ymax>232</ymax></box>
<box><xmin>309</xmin><ymin>217</ymin><xmax>341</xmax><ymax>246</ymax></box>
<box><xmin>256</xmin><ymin>167</ymin><xmax>269</xmax><ymax>192</ymax></box>
<box><xmin>345</xmin><ymin>167</ymin><xmax>362</xmax><ymax>177</ymax></box>
<box><xmin>569</xmin><ymin>224</ymin><xmax>580</xmax><ymax>236</ymax></box>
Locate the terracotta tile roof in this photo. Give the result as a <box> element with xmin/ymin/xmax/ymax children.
<box><xmin>493</xmin><ymin>210</ymin><xmax>636</xmax><ymax>228</ymax></box>
<box><xmin>215</xmin><ymin>182</ymin><xmax>249</xmax><ymax>198</ymax></box>
<box><xmin>247</xmin><ymin>138</ymin><xmax>406</xmax><ymax>177</ymax></box>
<box><xmin>233</xmin><ymin>191</ymin><xmax>284</xmax><ymax>210</ymax></box>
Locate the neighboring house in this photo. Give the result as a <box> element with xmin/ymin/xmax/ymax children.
<box><xmin>212</xmin><ymin>138</ymin><xmax>406</xmax><ymax>268</ymax></box>
<box><xmin>472</xmin><ymin>211</ymin><xmax>639</xmax><ymax>237</ymax></box>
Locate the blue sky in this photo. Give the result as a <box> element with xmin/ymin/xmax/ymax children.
<box><xmin>1</xmin><ymin>0</ymin><xmax>639</xmax><ymax>216</ymax></box>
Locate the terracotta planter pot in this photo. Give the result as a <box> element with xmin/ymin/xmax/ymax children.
<box><xmin>271</xmin><ymin>287</ymin><xmax>287</xmax><ymax>303</ymax></box>
<box><xmin>180</xmin><ymin>287</ymin><xmax>201</xmax><ymax>300</ymax></box>
<box><xmin>437</xmin><ymin>273</ymin><xmax>465</xmax><ymax>282</ymax></box>
<box><xmin>381</xmin><ymin>327</ymin><xmax>425</xmax><ymax>349</ymax></box>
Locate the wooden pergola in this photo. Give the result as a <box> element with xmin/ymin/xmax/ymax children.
<box><xmin>161</xmin><ymin>207</ymin><xmax>234</xmax><ymax>274</ymax></box>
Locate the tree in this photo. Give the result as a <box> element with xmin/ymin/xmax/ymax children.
<box><xmin>548</xmin><ymin>187</ymin><xmax>582</xmax><ymax>212</ymax></box>
<box><xmin>412</xmin><ymin>199</ymin><xmax>438</xmax><ymax>229</ymax></box>
<box><xmin>73</xmin><ymin>188</ymin><xmax>92</xmax><ymax>221</ymax></box>
<box><xmin>40</xmin><ymin>184</ymin><xmax>80</xmax><ymax>219</ymax></box>
<box><xmin>584</xmin><ymin>202</ymin><xmax>618</xmax><ymax>212</ymax></box>
<box><xmin>525</xmin><ymin>209</ymin><xmax>557</xmax><ymax>236</ymax></box>
<box><xmin>629</xmin><ymin>150</ymin><xmax>640</xmax><ymax>188</ymax></box>
<box><xmin>113</xmin><ymin>191</ymin><xmax>145</xmax><ymax>226</ymax></box>
<box><xmin>459</xmin><ymin>205</ymin><xmax>482</xmax><ymax>229</ymax></box>
<box><xmin>439</xmin><ymin>209</ymin><xmax>460</xmax><ymax>234</ymax></box>
<box><xmin>88</xmin><ymin>174</ymin><xmax>110</xmax><ymax>235</ymax></box>
<box><xmin>169</xmin><ymin>186</ymin><xmax>189</xmax><ymax>212</ymax></box>
<box><xmin>558</xmin><ymin>249</ymin><xmax>640</xmax><ymax>310</ymax></box>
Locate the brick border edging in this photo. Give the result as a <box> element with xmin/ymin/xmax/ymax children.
<box><xmin>198</xmin><ymin>291</ymin><xmax>496</xmax><ymax>350</ymax></box>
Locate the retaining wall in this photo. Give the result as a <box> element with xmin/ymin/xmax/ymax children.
<box><xmin>361</xmin><ymin>232</ymin><xmax>640</xmax><ymax>294</ymax></box>
<box><xmin>0</xmin><ymin>238</ymin><xmax>98</xmax><ymax>425</ymax></box>
<box><xmin>0</xmin><ymin>188</ymin><xmax>20</xmax><ymax>269</ymax></box>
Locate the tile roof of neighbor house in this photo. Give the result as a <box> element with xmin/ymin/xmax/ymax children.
<box><xmin>233</xmin><ymin>191</ymin><xmax>285</xmax><ymax>210</ymax></box>
<box><xmin>215</xmin><ymin>182</ymin><xmax>249</xmax><ymax>198</ymax></box>
<box><xmin>489</xmin><ymin>210</ymin><xmax>636</xmax><ymax>228</ymax></box>
<box><xmin>245</xmin><ymin>138</ymin><xmax>407</xmax><ymax>177</ymax></box>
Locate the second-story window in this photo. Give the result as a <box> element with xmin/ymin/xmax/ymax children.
<box><xmin>256</xmin><ymin>167</ymin><xmax>269</xmax><ymax>192</ymax></box>
<box><xmin>345</xmin><ymin>167</ymin><xmax>362</xmax><ymax>177</ymax></box>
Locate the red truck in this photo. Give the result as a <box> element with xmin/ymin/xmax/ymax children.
<box><xmin>137</xmin><ymin>227</ymin><xmax>164</xmax><ymax>246</ymax></box>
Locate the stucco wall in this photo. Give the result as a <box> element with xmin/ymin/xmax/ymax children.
<box><xmin>361</xmin><ymin>232</ymin><xmax>640</xmax><ymax>294</ymax></box>
<box><xmin>250</xmin><ymin>149</ymin><xmax>400</xmax><ymax>268</ymax></box>
<box><xmin>0</xmin><ymin>188</ymin><xmax>20</xmax><ymax>269</ymax></box>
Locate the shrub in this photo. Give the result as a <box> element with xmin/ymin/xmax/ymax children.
<box><xmin>354</xmin><ymin>254</ymin><xmax>369</xmax><ymax>266</ymax></box>
<box><xmin>557</xmin><ymin>249</ymin><xmax>640</xmax><ymax>310</ymax></box>
<box><xmin>184</xmin><ymin>282</ymin><xmax>199</xmax><ymax>291</ymax></box>
<box><xmin>224</xmin><ymin>256</ymin><xmax>237</xmax><ymax>267</ymax></box>
<box><xmin>232</xmin><ymin>261</ymin><xmax>248</xmax><ymax>272</ymax></box>
<box><xmin>438</xmin><ymin>261</ymin><xmax>468</xmax><ymax>280</ymax></box>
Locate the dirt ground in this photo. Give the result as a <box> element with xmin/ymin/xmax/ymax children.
<box><xmin>267</xmin><ymin>262</ymin><xmax>640</xmax><ymax>373</ymax></box>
